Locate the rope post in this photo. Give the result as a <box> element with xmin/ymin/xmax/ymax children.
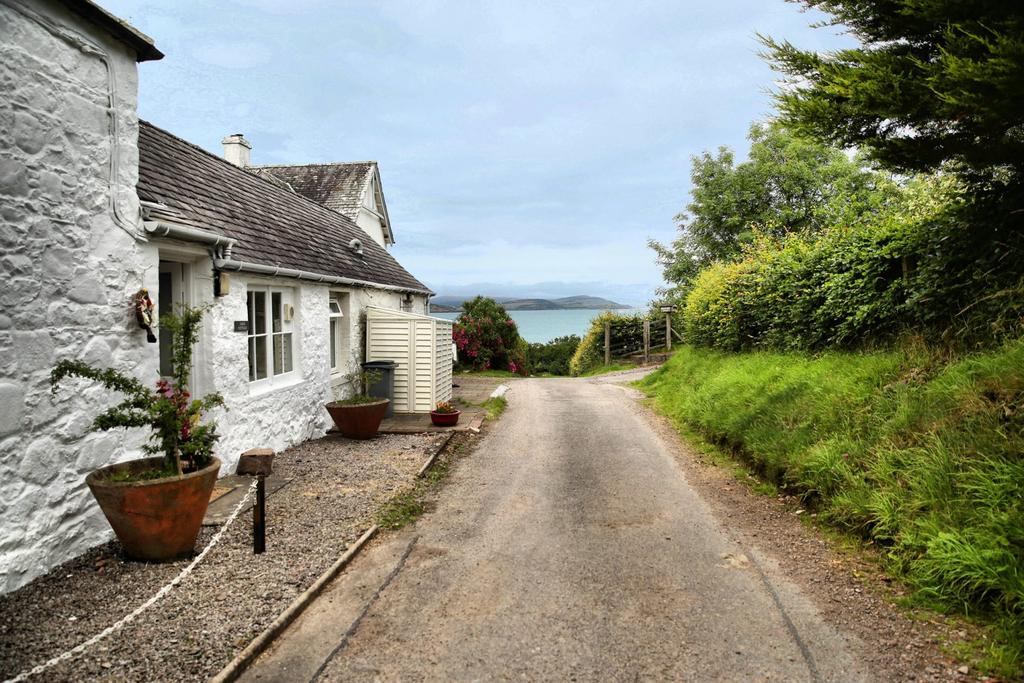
<box><xmin>604</xmin><ymin>321</ymin><xmax>611</xmax><ymax>366</ymax></box>
<box><xmin>237</xmin><ymin>448</ymin><xmax>275</xmax><ymax>555</ymax></box>
<box><xmin>253</xmin><ymin>476</ymin><xmax>266</xmax><ymax>554</ymax></box>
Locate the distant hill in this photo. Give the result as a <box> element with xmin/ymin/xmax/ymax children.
<box><xmin>552</xmin><ymin>296</ymin><xmax>630</xmax><ymax>310</ymax></box>
<box><xmin>431</xmin><ymin>295</ymin><xmax>630</xmax><ymax>311</ymax></box>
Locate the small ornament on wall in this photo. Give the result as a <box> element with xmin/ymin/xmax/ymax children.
<box><xmin>133</xmin><ymin>289</ymin><xmax>157</xmax><ymax>343</ymax></box>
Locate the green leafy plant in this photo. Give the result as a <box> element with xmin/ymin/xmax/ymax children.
<box><xmin>330</xmin><ymin>368</ymin><xmax>385</xmax><ymax>406</ymax></box>
<box><xmin>680</xmin><ymin>182</ymin><xmax>1024</xmax><ymax>352</ymax></box>
<box><xmin>50</xmin><ymin>304</ymin><xmax>225</xmax><ymax>477</ymax></box>
<box><xmin>526</xmin><ymin>335</ymin><xmax>580</xmax><ymax>376</ymax></box>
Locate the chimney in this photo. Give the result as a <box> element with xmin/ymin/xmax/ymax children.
<box><xmin>221</xmin><ymin>133</ymin><xmax>251</xmax><ymax>167</ymax></box>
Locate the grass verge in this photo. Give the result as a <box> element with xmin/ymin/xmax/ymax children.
<box><xmin>637</xmin><ymin>341</ymin><xmax>1024</xmax><ymax>678</ymax></box>
<box><xmin>376</xmin><ymin>437</ymin><xmax>467</xmax><ymax>531</ymax></box>
<box><xmin>481</xmin><ymin>396</ymin><xmax>507</xmax><ymax>420</ymax></box>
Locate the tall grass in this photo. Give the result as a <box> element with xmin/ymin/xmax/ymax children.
<box><xmin>638</xmin><ymin>341</ymin><xmax>1024</xmax><ymax>676</ymax></box>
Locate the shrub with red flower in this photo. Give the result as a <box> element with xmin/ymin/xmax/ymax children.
<box><xmin>51</xmin><ymin>305</ymin><xmax>225</xmax><ymax>476</ymax></box>
<box><xmin>452</xmin><ymin>296</ymin><xmax>527</xmax><ymax>375</ymax></box>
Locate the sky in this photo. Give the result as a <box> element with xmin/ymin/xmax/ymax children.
<box><xmin>103</xmin><ymin>0</ymin><xmax>852</xmax><ymax>306</ymax></box>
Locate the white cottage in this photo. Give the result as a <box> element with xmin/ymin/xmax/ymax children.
<box><xmin>0</xmin><ymin>0</ymin><xmax>447</xmax><ymax>594</ymax></box>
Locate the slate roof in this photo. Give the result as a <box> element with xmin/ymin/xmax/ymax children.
<box><xmin>136</xmin><ymin>121</ymin><xmax>430</xmax><ymax>293</ymax></box>
<box><xmin>251</xmin><ymin>162</ymin><xmax>375</xmax><ymax>222</ymax></box>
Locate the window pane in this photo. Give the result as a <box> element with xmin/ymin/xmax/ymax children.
<box><xmin>272</xmin><ymin>334</ymin><xmax>282</xmax><ymax>375</ymax></box>
<box><xmin>159</xmin><ymin>271</ymin><xmax>174</xmax><ymax>376</ymax></box>
<box><xmin>254</xmin><ymin>335</ymin><xmax>267</xmax><ymax>380</ymax></box>
<box><xmin>253</xmin><ymin>291</ymin><xmax>266</xmax><ymax>334</ymax></box>
<box><xmin>272</xmin><ymin>332</ymin><xmax>293</xmax><ymax>375</ymax></box>
<box><xmin>329</xmin><ymin>300</ymin><xmax>342</xmax><ymax>315</ymax></box>
<box><xmin>330</xmin><ymin>320</ymin><xmax>337</xmax><ymax>369</ymax></box>
<box><xmin>272</xmin><ymin>292</ymin><xmax>282</xmax><ymax>333</ymax></box>
<box><xmin>248</xmin><ymin>337</ymin><xmax>256</xmax><ymax>381</ymax></box>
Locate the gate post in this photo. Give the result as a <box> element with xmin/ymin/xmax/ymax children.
<box><xmin>643</xmin><ymin>320</ymin><xmax>650</xmax><ymax>364</ymax></box>
<box><xmin>604</xmin><ymin>321</ymin><xmax>611</xmax><ymax>366</ymax></box>
<box><xmin>666</xmin><ymin>313</ymin><xmax>672</xmax><ymax>351</ymax></box>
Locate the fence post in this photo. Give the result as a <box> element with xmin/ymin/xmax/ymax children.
<box><xmin>643</xmin><ymin>320</ymin><xmax>650</xmax><ymax>365</ymax></box>
<box><xmin>666</xmin><ymin>313</ymin><xmax>672</xmax><ymax>352</ymax></box>
<box><xmin>604</xmin><ymin>321</ymin><xmax>611</xmax><ymax>365</ymax></box>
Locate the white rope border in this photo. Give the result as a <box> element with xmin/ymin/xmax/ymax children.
<box><xmin>3</xmin><ymin>478</ymin><xmax>260</xmax><ymax>683</ymax></box>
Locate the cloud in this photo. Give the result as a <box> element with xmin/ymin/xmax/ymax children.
<box><xmin>190</xmin><ymin>41</ymin><xmax>272</xmax><ymax>69</ymax></box>
<box><xmin>107</xmin><ymin>0</ymin><xmax>855</xmax><ymax>305</ymax></box>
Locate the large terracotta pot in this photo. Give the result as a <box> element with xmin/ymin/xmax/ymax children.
<box><xmin>326</xmin><ymin>399</ymin><xmax>389</xmax><ymax>439</ymax></box>
<box><xmin>86</xmin><ymin>456</ymin><xmax>221</xmax><ymax>561</ymax></box>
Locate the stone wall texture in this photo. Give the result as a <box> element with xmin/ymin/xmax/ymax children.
<box><xmin>0</xmin><ymin>0</ymin><xmax>154</xmax><ymax>593</ymax></box>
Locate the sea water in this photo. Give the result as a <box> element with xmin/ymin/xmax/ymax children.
<box><xmin>432</xmin><ymin>308</ymin><xmax>640</xmax><ymax>344</ymax></box>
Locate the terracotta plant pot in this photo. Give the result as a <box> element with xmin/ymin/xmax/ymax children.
<box><xmin>430</xmin><ymin>409</ymin><xmax>460</xmax><ymax>426</ymax></box>
<box><xmin>326</xmin><ymin>399</ymin><xmax>390</xmax><ymax>439</ymax></box>
<box><xmin>86</xmin><ymin>456</ymin><xmax>221</xmax><ymax>562</ymax></box>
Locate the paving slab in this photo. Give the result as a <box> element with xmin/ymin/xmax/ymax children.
<box><xmin>376</xmin><ymin>375</ymin><xmax>515</xmax><ymax>434</ymax></box>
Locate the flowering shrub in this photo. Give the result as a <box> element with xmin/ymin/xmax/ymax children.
<box><xmin>51</xmin><ymin>304</ymin><xmax>225</xmax><ymax>476</ymax></box>
<box><xmin>453</xmin><ymin>296</ymin><xmax>527</xmax><ymax>375</ymax></box>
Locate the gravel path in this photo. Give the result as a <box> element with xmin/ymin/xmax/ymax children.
<box><xmin>0</xmin><ymin>432</ymin><xmax>438</xmax><ymax>683</ymax></box>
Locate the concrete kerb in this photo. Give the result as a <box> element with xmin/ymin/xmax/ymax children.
<box><xmin>208</xmin><ymin>525</ymin><xmax>379</xmax><ymax>683</ymax></box>
<box><xmin>417</xmin><ymin>432</ymin><xmax>455</xmax><ymax>478</ymax></box>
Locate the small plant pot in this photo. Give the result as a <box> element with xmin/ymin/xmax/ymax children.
<box><xmin>430</xmin><ymin>409</ymin><xmax>460</xmax><ymax>427</ymax></box>
<box><xmin>86</xmin><ymin>456</ymin><xmax>221</xmax><ymax>562</ymax></box>
<box><xmin>326</xmin><ymin>399</ymin><xmax>390</xmax><ymax>439</ymax></box>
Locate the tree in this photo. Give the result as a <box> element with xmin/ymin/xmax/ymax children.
<box><xmin>761</xmin><ymin>2</ymin><xmax>1024</xmax><ymax>190</ymax></box>
<box><xmin>649</xmin><ymin>121</ymin><xmax>898</xmax><ymax>297</ymax></box>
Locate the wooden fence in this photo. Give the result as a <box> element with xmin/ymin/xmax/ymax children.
<box><xmin>603</xmin><ymin>314</ymin><xmax>681</xmax><ymax>365</ymax></box>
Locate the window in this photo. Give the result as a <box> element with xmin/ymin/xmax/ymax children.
<box><xmin>329</xmin><ymin>296</ymin><xmax>344</xmax><ymax>373</ymax></box>
<box><xmin>247</xmin><ymin>287</ymin><xmax>295</xmax><ymax>384</ymax></box>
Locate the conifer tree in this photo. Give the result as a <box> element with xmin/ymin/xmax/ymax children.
<box><xmin>761</xmin><ymin>2</ymin><xmax>1024</xmax><ymax>190</ymax></box>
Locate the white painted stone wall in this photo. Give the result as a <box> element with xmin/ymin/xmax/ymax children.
<box><xmin>144</xmin><ymin>272</ymin><xmax>430</xmax><ymax>479</ymax></box>
<box><xmin>0</xmin><ymin>0</ymin><xmax>433</xmax><ymax>595</ymax></box>
<box><xmin>0</xmin><ymin>0</ymin><xmax>156</xmax><ymax>593</ymax></box>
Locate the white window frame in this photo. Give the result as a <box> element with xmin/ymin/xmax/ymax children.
<box><xmin>329</xmin><ymin>295</ymin><xmax>344</xmax><ymax>375</ymax></box>
<box><xmin>247</xmin><ymin>285</ymin><xmax>297</xmax><ymax>387</ymax></box>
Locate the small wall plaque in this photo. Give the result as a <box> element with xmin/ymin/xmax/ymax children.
<box><xmin>234</xmin><ymin>320</ymin><xmax>249</xmax><ymax>333</ymax></box>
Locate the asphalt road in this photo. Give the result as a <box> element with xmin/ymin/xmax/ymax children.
<box><xmin>246</xmin><ymin>374</ymin><xmax>873</xmax><ymax>682</ymax></box>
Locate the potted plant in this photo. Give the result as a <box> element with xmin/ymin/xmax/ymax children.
<box><xmin>50</xmin><ymin>304</ymin><xmax>225</xmax><ymax>562</ymax></box>
<box><xmin>430</xmin><ymin>400</ymin><xmax>460</xmax><ymax>427</ymax></box>
<box><xmin>325</xmin><ymin>369</ymin><xmax>389</xmax><ymax>439</ymax></box>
